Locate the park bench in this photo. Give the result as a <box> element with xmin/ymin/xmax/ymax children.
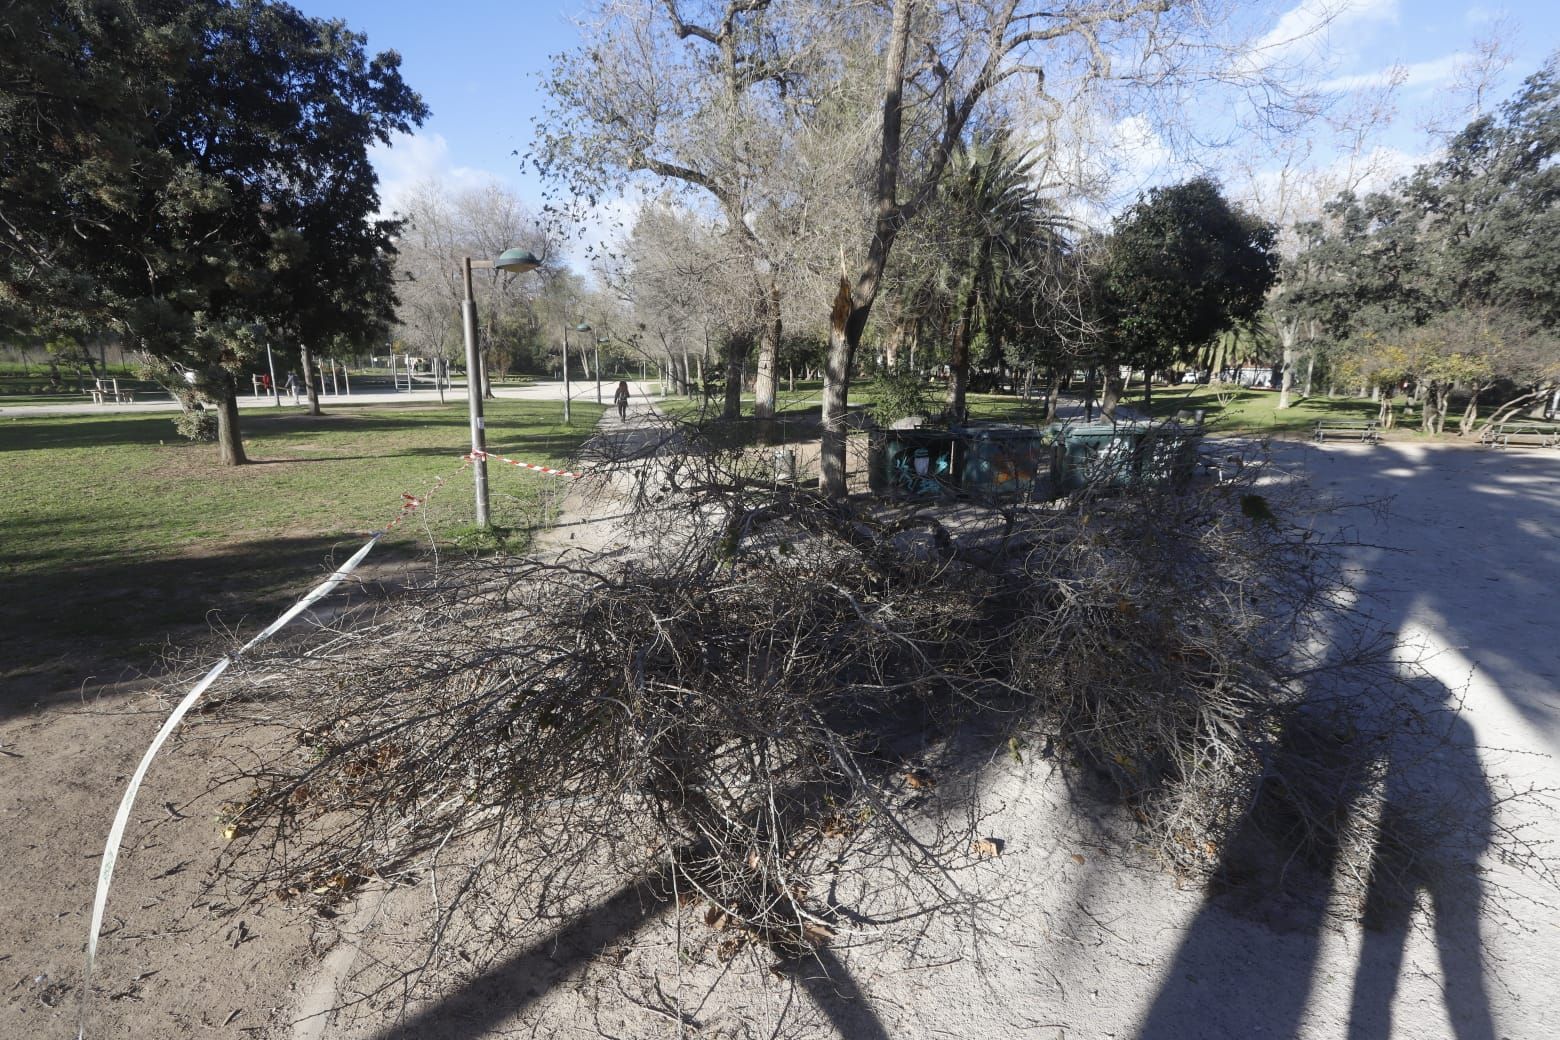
<box><xmin>85</xmin><ymin>379</ymin><xmax>136</xmax><ymax>404</ymax></box>
<box><xmin>1480</xmin><ymin>422</ymin><xmax>1559</xmax><ymax>449</ymax></box>
<box><xmin>1314</xmin><ymin>419</ymin><xmax>1379</xmax><ymax>443</ymax></box>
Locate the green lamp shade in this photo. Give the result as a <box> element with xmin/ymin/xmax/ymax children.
<box><xmin>495</xmin><ymin>248</ymin><xmax>541</xmax><ymax>272</ymax></box>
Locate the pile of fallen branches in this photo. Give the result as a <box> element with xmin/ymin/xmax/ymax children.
<box><xmin>204</xmin><ymin>419</ymin><xmax>1481</xmax><ymax>973</ymax></box>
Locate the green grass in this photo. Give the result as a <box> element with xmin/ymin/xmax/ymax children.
<box><xmin>1117</xmin><ymin>384</ymin><xmax>1383</xmax><ymax>434</ymax></box>
<box><xmin>0</xmin><ymin>399</ymin><xmax>602</xmax><ymax>688</ymax></box>
<box><xmin>657</xmin><ymin>379</ymin><xmax>1391</xmax><ymax>442</ymax></box>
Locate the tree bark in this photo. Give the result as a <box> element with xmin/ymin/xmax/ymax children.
<box><xmin>1458</xmin><ymin>384</ymin><xmax>1486</xmax><ymax>437</ymax></box>
<box><xmin>945</xmin><ymin>280</ymin><xmax>978</xmax><ymax>421</ymax></box>
<box><xmin>1100</xmin><ymin>366</ymin><xmax>1125</xmax><ymax>420</ymax></box>
<box><xmin>754</xmin><ymin>278</ymin><xmax>781</xmax><ymax>420</ymax></box>
<box><xmin>722</xmin><ymin>332</ymin><xmax>749</xmax><ymax>420</ymax></box>
<box><xmin>300</xmin><ymin>343</ymin><xmax>322</xmax><ymax>416</ymax></box>
<box><xmin>1276</xmin><ymin>316</ymin><xmax>1298</xmax><ymax>409</ymax></box>
<box><xmin>1044</xmin><ymin>367</ymin><xmax>1061</xmax><ymax>424</ymax></box>
<box><xmin>215</xmin><ymin>378</ymin><xmax>248</xmax><ymax>466</ymax></box>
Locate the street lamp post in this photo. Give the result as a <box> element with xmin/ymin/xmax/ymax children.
<box><xmin>560</xmin><ymin>323</ymin><xmax>572</xmax><ymax>425</ymax></box>
<box><xmin>264</xmin><ymin>340</ymin><xmax>280</xmax><ymax>407</ymax></box>
<box><xmin>462</xmin><ymin>248</ymin><xmax>541</xmax><ymax>528</ymax></box>
<box><xmin>575</xmin><ymin>322</ymin><xmax>597</xmax><ymax>405</ymax></box>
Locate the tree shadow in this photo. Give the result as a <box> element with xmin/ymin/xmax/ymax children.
<box><xmin>360</xmin><ymin>868</ymin><xmax>891</xmax><ymax>1040</ymax></box>
<box><xmin>0</xmin><ymin>534</ymin><xmax>420</xmax><ymax>721</ymax></box>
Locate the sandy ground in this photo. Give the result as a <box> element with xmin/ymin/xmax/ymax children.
<box><xmin>3</xmin><ymin>417</ymin><xmax>1556</xmax><ymax>1040</ymax></box>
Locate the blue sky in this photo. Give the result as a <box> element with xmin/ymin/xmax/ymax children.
<box><xmin>290</xmin><ymin>0</ymin><xmax>1558</xmax><ymax>235</ymax></box>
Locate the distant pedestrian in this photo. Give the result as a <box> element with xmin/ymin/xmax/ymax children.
<box><xmin>613</xmin><ymin>380</ymin><xmax>631</xmax><ymax>421</ymax></box>
<box><xmin>284</xmin><ymin>371</ymin><xmax>300</xmax><ymax>402</ymax></box>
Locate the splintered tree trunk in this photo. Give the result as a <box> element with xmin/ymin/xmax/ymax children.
<box><xmin>299</xmin><ymin>343</ymin><xmax>322</xmax><ymax>416</ymax></box>
<box><xmin>216</xmin><ymin>383</ymin><xmax>248</xmax><ymax>466</ymax></box>
<box><xmin>820</xmin><ymin>278</ymin><xmax>857</xmax><ymax>498</ymax></box>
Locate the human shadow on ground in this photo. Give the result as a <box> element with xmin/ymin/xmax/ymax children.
<box><xmin>1133</xmin><ymin>441</ymin><xmax>1548</xmax><ymax>1039</ymax></box>
<box><xmin>1134</xmin><ymin>678</ymin><xmax>1495</xmax><ymax>1040</ymax></box>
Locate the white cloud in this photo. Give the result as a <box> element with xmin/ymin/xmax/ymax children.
<box><xmin>1322</xmin><ymin>52</ymin><xmax>1467</xmax><ymax>92</ymax></box>
<box><xmin>1254</xmin><ymin>0</ymin><xmax>1400</xmax><ymax>62</ymax></box>
<box><xmin>370</xmin><ymin>132</ymin><xmax>505</xmax><ymax>217</ymax></box>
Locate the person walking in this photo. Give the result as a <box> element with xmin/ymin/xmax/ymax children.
<box><xmin>613</xmin><ymin>380</ymin><xmax>631</xmax><ymax>422</ymax></box>
<box><xmin>284</xmin><ymin>370</ymin><xmax>300</xmax><ymax>403</ymax></box>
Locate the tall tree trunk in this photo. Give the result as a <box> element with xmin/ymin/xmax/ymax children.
<box><xmin>1100</xmin><ymin>365</ymin><xmax>1125</xmax><ymax>420</ymax></box>
<box><xmin>1044</xmin><ymin>367</ymin><xmax>1061</xmax><ymax>424</ymax></box>
<box><xmin>945</xmin><ymin>280</ymin><xmax>977</xmax><ymax>421</ymax></box>
<box><xmin>722</xmin><ymin>332</ymin><xmax>748</xmax><ymax>420</ymax></box>
<box><xmin>1142</xmin><ymin>372</ymin><xmax>1154</xmax><ymax>411</ymax></box>
<box><xmin>215</xmin><ymin>379</ymin><xmax>247</xmax><ymax>466</ymax></box>
<box><xmin>1303</xmin><ymin>349</ymin><xmax>1316</xmax><ymax>398</ymax></box>
<box><xmin>821</xmin><ymin>278</ymin><xmax>860</xmax><ymax>497</ymax></box>
<box><xmin>300</xmin><ymin>343</ymin><xmax>322</xmax><ymax>416</ymax></box>
<box><xmin>1276</xmin><ymin>316</ymin><xmax>1298</xmax><ymax>409</ymax></box>
<box><xmin>1459</xmin><ymin>384</ymin><xmax>1486</xmax><ymax>437</ymax></box>
<box><xmin>754</xmin><ymin>279</ymin><xmax>781</xmax><ymax>421</ymax></box>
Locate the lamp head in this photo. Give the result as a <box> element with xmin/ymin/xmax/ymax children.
<box><xmin>494</xmin><ymin>248</ymin><xmax>542</xmax><ymax>273</ymax></box>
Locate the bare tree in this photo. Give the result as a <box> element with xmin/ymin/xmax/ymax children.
<box><xmin>393</xmin><ymin>180</ymin><xmax>552</xmax><ymax>398</ymax></box>
<box><xmin>539</xmin><ymin>0</ymin><xmax>819</xmax><ymax>428</ymax></box>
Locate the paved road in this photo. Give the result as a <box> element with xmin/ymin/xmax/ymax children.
<box><xmin>0</xmin><ymin>379</ymin><xmax>650</xmax><ymax>418</ymax></box>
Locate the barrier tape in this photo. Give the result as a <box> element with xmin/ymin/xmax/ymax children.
<box><xmin>80</xmin><ymin>445</ymin><xmax>585</xmax><ymax>1034</ymax></box>
<box><xmin>78</xmin><ymin>482</ymin><xmax>445</xmax><ymax>1039</ymax></box>
<box><xmin>469</xmin><ymin>449</ymin><xmax>586</xmax><ymax>480</ymax></box>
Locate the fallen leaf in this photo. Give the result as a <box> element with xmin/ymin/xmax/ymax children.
<box><xmin>903</xmin><ymin>770</ymin><xmax>934</xmax><ymax>790</ymax></box>
<box><xmin>1071</xmin><ymin>853</ymin><xmax>1087</xmax><ymax>865</ymax></box>
<box><xmin>973</xmin><ymin>837</ymin><xmax>1003</xmax><ymax>858</ymax></box>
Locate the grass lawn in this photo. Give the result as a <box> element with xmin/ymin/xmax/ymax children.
<box><xmin>0</xmin><ymin>399</ymin><xmax>602</xmax><ymax>697</ymax></box>
<box><xmin>657</xmin><ymin>379</ymin><xmax>1391</xmax><ymax>441</ymax></box>
<box><xmin>1118</xmin><ymin>384</ymin><xmax>1384</xmax><ymax>435</ymax></box>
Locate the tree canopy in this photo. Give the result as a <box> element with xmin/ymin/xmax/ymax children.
<box><xmin>0</xmin><ymin>0</ymin><xmax>425</xmax><ymax>461</ymax></box>
<box><xmin>1096</xmin><ymin>177</ymin><xmax>1278</xmax><ymax>399</ymax></box>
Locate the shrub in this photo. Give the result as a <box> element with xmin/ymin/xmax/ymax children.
<box><xmin>174</xmin><ymin>408</ymin><xmax>218</xmax><ymax>442</ymax></box>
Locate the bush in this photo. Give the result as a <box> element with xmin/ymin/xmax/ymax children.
<box><xmin>173</xmin><ymin>408</ymin><xmax>218</xmax><ymax>442</ymax></box>
<box><xmin>869</xmin><ymin>368</ymin><xmax>931</xmax><ymax>424</ymax></box>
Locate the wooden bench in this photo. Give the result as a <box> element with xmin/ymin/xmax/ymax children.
<box><xmin>1481</xmin><ymin>423</ymin><xmax>1558</xmax><ymax>449</ymax></box>
<box><xmin>1314</xmin><ymin>419</ymin><xmax>1379</xmax><ymax>443</ymax></box>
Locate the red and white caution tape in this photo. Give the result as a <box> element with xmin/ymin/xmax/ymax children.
<box><xmin>468</xmin><ymin>449</ymin><xmax>586</xmax><ymax>480</ymax></box>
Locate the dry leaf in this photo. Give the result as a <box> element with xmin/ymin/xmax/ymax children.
<box><xmin>802</xmin><ymin>921</ymin><xmax>835</xmax><ymax>947</ymax></box>
<box><xmin>705</xmin><ymin>905</ymin><xmax>729</xmax><ymax>930</ymax></box>
<box><xmin>1071</xmin><ymin>853</ymin><xmax>1087</xmax><ymax>865</ymax></box>
<box><xmin>903</xmin><ymin>770</ymin><xmax>934</xmax><ymax>790</ymax></box>
<box><xmin>972</xmin><ymin>837</ymin><xmax>1003</xmax><ymax>858</ymax></box>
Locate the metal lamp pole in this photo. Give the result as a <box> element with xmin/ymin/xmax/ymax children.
<box><xmin>265</xmin><ymin>341</ymin><xmax>280</xmax><ymax>407</ymax></box>
<box><xmin>461</xmin><ymin>248</ymin><xmax>541</xmax><ymax>528</ymax></box>
<box><xmin>574</xmin><ymin>322</ymin><xmax>596</xmax><ymax>404</ymax></box>
<box><xmin>561</xmin><ymin>323</ymin><xmax>572</xmax><ymax>425</ymax></box>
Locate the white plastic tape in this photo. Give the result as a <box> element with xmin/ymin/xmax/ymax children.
<box><xmin>79</xmin><ymin>535</ymin><xmax>379</xmax><ymax>1038</ymax></box>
